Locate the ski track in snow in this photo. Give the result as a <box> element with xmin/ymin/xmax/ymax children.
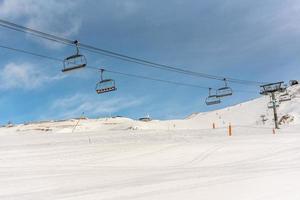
<box><xmin>1</xmin><ymin>129</ymin><xmax>300</xmax><ymax>200</ymax></box>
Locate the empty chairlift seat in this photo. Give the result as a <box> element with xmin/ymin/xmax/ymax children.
<box><xmin>279</xmin><ymin>91</ymin><xmax>292</xmax><ymax>103</ymax></box>
<box><xmin>96</xmin><ymin>79</ymin><xmax>116</xmax><ymax>94</ymax></box>
<box><xmin>95</xmin><ymin>69</ymin><xmax>117</xmax><ymax>94</ymax></box>
<box><xmin>216</xmin><ymin>79</ymin><xmax>233</xmax><ymax>98</ymax></box>
<box><xmin>62</xmin><ymin>40</ymin><xmax>87</xmax><ymax>73</ymax></box>
<box><xmin>205</xmin><ymin>88</ymin><xmax>221</xmax><ymax>105</ymax></box>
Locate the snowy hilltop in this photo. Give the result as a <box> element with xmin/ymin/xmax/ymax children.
<box><xmin>3</xmin><ymin>84</ymin><xmax>300</xmax><ymax>133</ymax></box>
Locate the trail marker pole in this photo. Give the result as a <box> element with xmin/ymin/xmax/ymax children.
<box><xmin>228</xmin><ymin>123</ymin><xmax>232</xmax><ymax>136</ymax></box>
<box><xmin>72</xmin><ymin>112</ymin><xmax>85</xmax><ymax>133</ymax></box>
<box><xmin>213</xmin><ymin>123</ymin><xmax>215</xmax><ymax>129</ymax></box>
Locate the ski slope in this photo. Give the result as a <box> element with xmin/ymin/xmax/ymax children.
<box><xmin>0</xmin><ymin>85</ymin><xmax>300</xmax><ymax>200</ymax></box>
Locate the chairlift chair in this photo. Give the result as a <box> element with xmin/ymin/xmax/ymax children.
<box><xmin>216</xmin><ymin>79</ymin><xmax>233</xmax><ymax>98</ymax></box>
<box><xmin>279</xmin><ymin>91</ymin><xmax>292</xmax><ymax>102</ymax></box>
<box><xmin>205</xmin><ymin>88</ymin><xmax>221</xmax><ymax>105</ymax></box>
<box><xmin>279</xmin><ymin>84</ymin><xmax>288</xmax><ymax>93</ymax></box>
<box><xmin>95</xmin><ymin>69</ymin><xmax>117</xmax><ymax>94</ymax></box>
<box><xmin>62</xmin><ymin>40</ymin><xmax>87</xmax><ymax>73</ymax></box>
<box><xmin>279</xmin><ymin>95</ymin><xmax>292</xmax><ymax>102</ymax></box>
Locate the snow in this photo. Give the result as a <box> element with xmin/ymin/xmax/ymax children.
<box><xmin>0</xmin><ymin>85</ymin><xmax>300</xmax><ymax>200</ymax></box>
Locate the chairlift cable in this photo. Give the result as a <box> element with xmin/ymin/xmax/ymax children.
<box><xmin>0</xmin><ymin>43</ymin><xmax>211</xmax><ymax>89</ymax></box>
<box><xmin>0</xmin><ymin>19</ymin><xmax>267</xmax><ymax>86</ymax></box>
<box><xmin>86</xmin><ymin>66</ymin><xmax>210</xmax><ymax>89</ymax></box>
<box><xmin>0</xmin><ymin>43</ymin><xmax>258</xmax><ymax>94</ymax></box>
<box><xmin>0</xmin><ymin>21</ymin><xmax>223</xmax><ymax>81</ymax></box>
<box><xmin>0</xmin><ymin>44</ymin><xmax>62</xmax><ymax>62</ymax></box>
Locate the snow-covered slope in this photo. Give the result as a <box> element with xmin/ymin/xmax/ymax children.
<box><xmin>0</xmin><ymin>85</ymin><xmax>300</xmax><ymax>200</ymax></box>
<box><xmin>6</xmin><ymin>85</ymin><xmax>300</xmax><ymax>133</ymax></box>
<box><xmin>187</xmin><ymin>84</ymin><xmax>300</xmax><ymax>126</ymax></box>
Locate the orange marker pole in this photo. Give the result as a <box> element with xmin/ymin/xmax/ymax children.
<box><xmin>228</xmin><ymin>123</ymin><xmax>232</xmax><ymax>136</ymax></box>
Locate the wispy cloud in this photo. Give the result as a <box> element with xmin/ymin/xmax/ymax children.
<box><xmin>47</xmin><ymin>93</ymin><xmax>145</xmax><ymax>119</ymax></box>
<box><xmin>0</xmin><ymin>62</ymin><xmax>64</xmax><ymax>90</ymax></box>
<box><xmin>0</xmin><ymin>0</ymin><xmax>82</xmax><ymax>48</ymax></box>
<box><xmin>114</xmin><ymin>0</ymin><xmax>141</xmax><ymax>17</ymax></box>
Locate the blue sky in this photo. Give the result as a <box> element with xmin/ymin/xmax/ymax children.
<box><xmin>0</xmin><ymin>0</ymin><xmax>300</xmax><ymax>124</ymax></box>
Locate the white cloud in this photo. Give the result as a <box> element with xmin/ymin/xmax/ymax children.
<box><xmin>48</xmin><ymin>93</ymin><xmax>145</xmax><ymax>119</ymax></box>
<box><xmin>115</xmin><ymin>0</ymin><xmax>141</xmax><ymax>16</ymax></box>
<box><xmin>0</xmin><ymin>62</ymin><xmax>64</xmax><ymax>90</ymax></box>
<box><xmin>0</xmin><ymin>0</ymin><xmax>82</xmax><ymax>47</ymax></box>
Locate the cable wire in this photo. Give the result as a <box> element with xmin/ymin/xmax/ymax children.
<box><xmin>0</xmin><ymin>44</ymin><xmax>62</xmax><ymax>62</ymax></box>
<box><xmin>87</xmin><ymin>66</ymin><xmax>209</xmax><ymax>89</ymax></box>
<box><xmin>0</xmin><ymin>43</ymin><xmax>259</xmax><ymax>94</ymax></box>
<box><xmin>0</xmin><ymin>18</ymin><xmax>267</xmax><ymax>86</ymax></box>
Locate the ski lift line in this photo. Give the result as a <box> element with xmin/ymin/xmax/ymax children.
<box><xmin>0</xmin><ymin>43</ymin><xmax>259</xmax><ymax>94</ymax></box>
<box><xmin>0</xmin><ymin>44</ymin><xmax>62</xmax><ymax>62</ymax></box>
<box><xmin>87</xmin><ymin>66</ymin><xmax>258</xmax><ymax>94</ymax></box>
<box><xmin>87</xmin><ymin>66</ymin><xmax>209</xmax><ymax>90</ymax></box>
<box><xmin>0</xmin><ymin>19</ymin><xmax>72</xmax><ymax>44</ymax></box>
<box><xmin>0</xmin><ymin>19</ymin><xmax>267</xmax><ymax>86</ymax></box>
<box><xmin>0</xmin><ymin>21</ymin><xmax>237</xmax><ymax>83</ymax></box>
<box><xmin>0</xmin><ymin>23</ymin><xmax>73</xmax><ymax>47</ymax></box>
<box><xmin>81</xmin><ymin>43</ymin><xmax>266</xmax><ymax>85</ymax></box>
<box><xmin>0</xmin><ymin>20</ymin><xmax>218</xmax><ymax>78</ymax></box>
<box><xmin>0</xmin><ymin>43</ymin><xmax>211</xmax><ymax>89</ymax></box>
<box><xmin>0</xmin><ymin>22</ymin><xmax>224</xmax><ymax>80</ymax></box>
<box><xmin>0</xmin><ymin>43</ymin><xmax>212</xmax><ymax>89</ymax></box>
<box><xmin>78</xmin><ymin>45</ymin><xmax>266</xmax><ymax>86</ymax></box>
<box><xmin>0</xmin><ymin>22</ymin><xmax>263</xmax><ymax>87</ymax></box>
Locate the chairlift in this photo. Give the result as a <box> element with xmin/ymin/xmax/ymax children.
<box><xmin>95</xmin><ymin>69</ymin><xmax>117</xmax><ymax>94</ymax></box>
<box><xmin>62</xmin><ymin>40</ymin><xmax>87</xmax><ymax>73</ymax></box>
<box><xmin>205</xmin><ymin>88</ymin><xmax>221</xmax><ymax>105</ymax></box>
<box><xmin>216</xmin><ymin>79</ymin><xmax>233</xmax><ymax>98</ymax></box>
<box><xmin>279</xmin><ymin>91</ymin><xmax>292</xmax><ymax>102</ymax></box>
<box><xmin>279</xmin><ymin>84</ymin><xmax>288</xmax><ymax>93</ymax></box>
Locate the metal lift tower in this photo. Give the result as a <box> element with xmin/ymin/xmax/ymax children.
<box><xmin>260</xmin><ymin>82</ymin><xmax>284</xmax><ymax>129</ymax></box>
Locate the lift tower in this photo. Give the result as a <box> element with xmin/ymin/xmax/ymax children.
<box><xmin>260</xmin><ymin>82</ymin><xmax>284</xmax><ymax>129</ymax></box>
